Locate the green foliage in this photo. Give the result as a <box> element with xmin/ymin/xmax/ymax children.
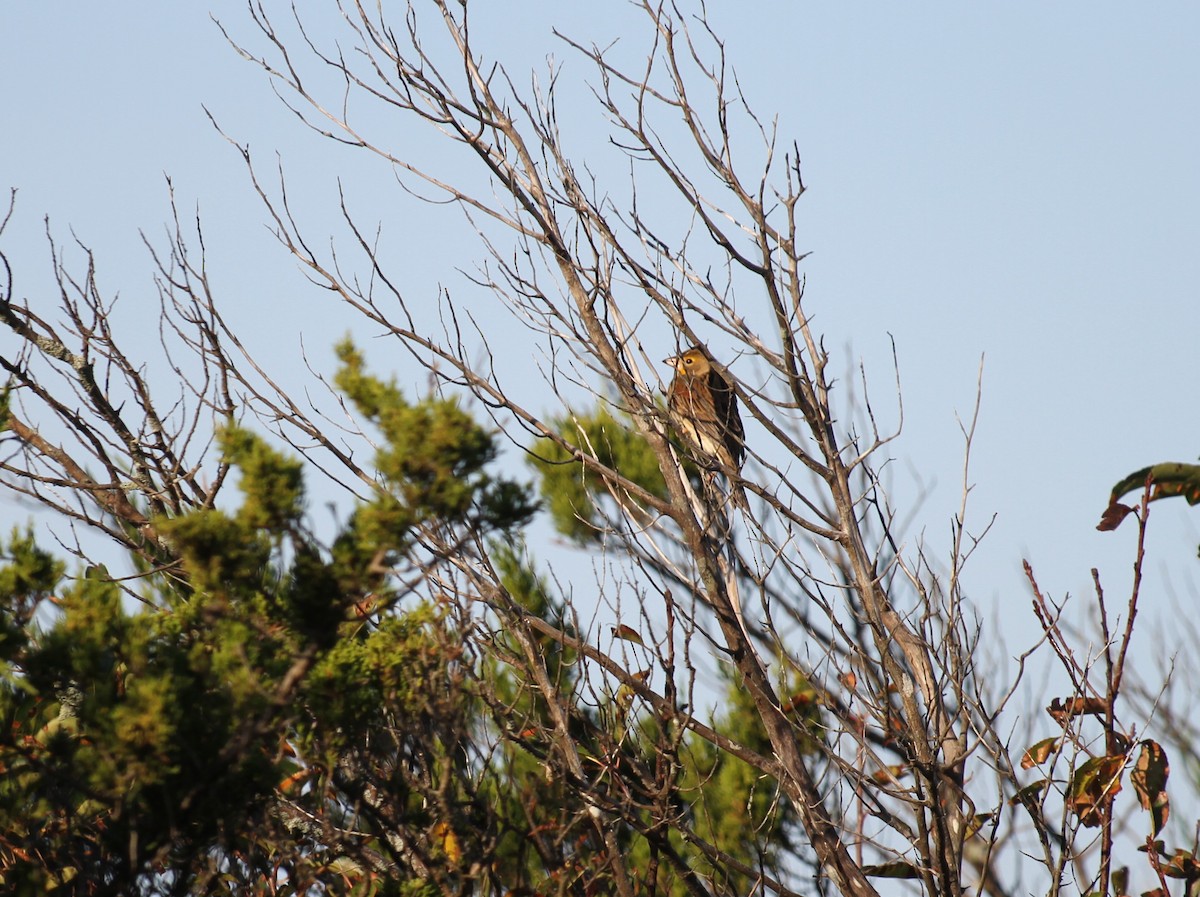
<box><xmin>220</xmin><ymin>425</ymin><xmax>306</xmax><ymax>532</ymax></box>
<box><xmin>480</xmin><ymin>544</ymin><xmax>585</xmax><ymax>867</ymax></box>
<box><xmin>684</xmin><ymin>678</ymin><xmax>794</xmax><ymax>857</ymax></box>
<box><xmin>0</xmin><ymin>348</ymin><xmax>802</xmax><ymax>894</ymax></box>
<box><xmin>0</xmin><ymin>346</ymin><xmax>543</xmax><ymax>892</ymax></box>
<box><xmin>488</xmin><ymin>542</ymin><xmax>582</xmax><ymax>744</ymax></box>
<box><xmin>622</xmin><ymin>665</ymin><xmax>801</xmax><ymax>896</ymax></box>
<box><xmin>1109</xmin><ymin>462</ymin><xmax>1200</xmax><ymax>509</ymax></box>
<box><xmin>336</xmin><ymin>338</ymin><xmax>537</xmax><ymax>532</ymax></box>
<box><xmin>2</xmin><ymin>550</ymin><xmax>280</xmax><ymax>892</ymax></box>
<box><xmin>1098</xmin><ymin>462</ymin><xmax>1200</xmax><ymax>545</ymax></box>
<box><xmin>493</xmin><ymin>541</ymin><xmax>550</xmax><ymax>615</ymax></box>
<box><xmin>531</xmin><ymin>404</ymin><xmax>669</xmax><ymax>543</ymax></box>
<box><xmin>473</xmin><ymin>544</ymin><xmax>805</xmax><ymax>897</ymax></box>
<box><xmin>284</xmin><ymin>541</ymin><xmax>347</xmax><ymax>648</ymax></box>
<box><xmin>303</xmin><ymin>604</ymin><xmax>454</xmax><ymax>750</ymax></box>
<box><xmin>158</xmin><ymin>507</ymin><xmax>271</xmax><ymax>599</ymax></box>
<box><xmin>0</xmin><ymin>527</ymin><xmax>62</xmax><ymax>606</ymax></box>
<box><xmin>0</xmin><ymin>527</ymin><xmax>62</xmax><ymax>663</ymax></box>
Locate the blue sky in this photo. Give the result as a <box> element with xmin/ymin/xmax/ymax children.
<box><xmin>3</xmin><ymin>4</ymin><xmax>1199</xmax><ymax>671</ymax></box>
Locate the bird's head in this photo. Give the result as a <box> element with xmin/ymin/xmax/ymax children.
<box><xmin>664</xmin><ymin>347</ymin><xmax>711</xmax><ymax>376</ymax></box>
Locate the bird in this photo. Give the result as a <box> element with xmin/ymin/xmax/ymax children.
<box><xmin>664</xmin><ymin>347</ymin><xmax>745</xmax><ymax>482</ymax></box>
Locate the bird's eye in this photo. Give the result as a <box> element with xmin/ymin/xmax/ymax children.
<box><xmin>685</xmin><ymin>357</ymin><xmax>693</xmax><ymax>365</ymax></box>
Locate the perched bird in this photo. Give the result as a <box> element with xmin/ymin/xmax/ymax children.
<box><xmin>664</xmin><ymin>347</ymin><xmax>745</xmax><ymax>477</ymax></box>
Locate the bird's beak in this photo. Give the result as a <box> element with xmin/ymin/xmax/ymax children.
<box><xmin>663</xmin><ymin>355</ymin><xmax>678</xmax><ymax>368</ymax></box>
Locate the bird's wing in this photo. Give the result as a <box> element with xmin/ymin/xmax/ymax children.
<box><xmin>707</xmin><ymin>368</ymin><xmax>745</xmax><ymax>466</ymax></box>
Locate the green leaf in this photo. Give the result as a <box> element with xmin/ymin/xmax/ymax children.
<box><xmin>1020</xmin><ymin>737</ymin><xmax>1061</xmax><ymax>768</ymax></box>
<box><xmin>1131</xmin><ymin>740</ymin><xmax>1171</xmax><ymax>837</ymax></box>
<box><xmin>1100</xmin><ymin>462</ymin><xmax>1200</xmax><ymax>530</ymax></box>
<box><xmin>1009</xmin><ymin>779</ymin><xmax>1049</xmax><ymax>807</ymax></box>
<box><xmin>220</xmin><ymin>426</ymin><xmax>307</xmax><ymax>531</ymax></box>
<box><xmin>530</xmin><ymin>404</ymin><xmax>668</xmax><ymax>544</ymax></box>
<box><xmin>1112</xmin><ymin>866</ymin><xmax>1129</xmax><ymax>897</ymax></box>
<box><xmin>1066</xmin><ymin>754</ymin><xmax>1125</xmax><ymax>828</ymax></box>
<box><xmin>1162</xmin><ymin>848</ymin><xmax>1200</xmax><ymax>881</ymax></box>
